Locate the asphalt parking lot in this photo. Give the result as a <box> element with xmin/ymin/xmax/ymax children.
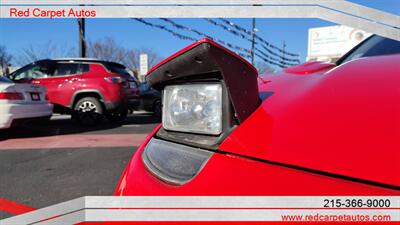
<box><xmin>0</xmin><ymin>112</ymin><xmax>159</xmax><ymax>219</ymax></box>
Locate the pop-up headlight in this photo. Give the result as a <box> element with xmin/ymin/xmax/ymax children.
<box><xmin>163</xmin><ymin>84</ymin><xmax>222</xmax><ymax>135</ymax></box>
<box><xmin>146</xmin><ymin>38</ymin><xmax>260</xmax><ymax>149</ymax></box>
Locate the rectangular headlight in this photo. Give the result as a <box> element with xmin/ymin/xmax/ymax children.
<box><xmin>162</xmin><ymin>83</ymin><xmax>222</xmax><ymax>135</ymax></box>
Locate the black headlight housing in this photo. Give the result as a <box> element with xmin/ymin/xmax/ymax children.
<box><xmin>147</xmin><ymin>38</ymin><xmax>260</xmax><ymax>150</ymax></box>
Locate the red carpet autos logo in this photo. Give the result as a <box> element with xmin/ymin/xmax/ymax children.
<box><xmin>0</xmin><ymin>0</ymin><xmax>399</xmax><ymax>41</ymax></box>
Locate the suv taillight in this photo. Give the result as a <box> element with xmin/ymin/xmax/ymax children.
<box><xmin>0</xmin><ymin>92</ymin><xmax>25</xmax><ymax>100</ymax></box>
<box><xmin>104</xmin><ymin>76</ymin><xmax>123</xmax><ymax>84</ymax></box>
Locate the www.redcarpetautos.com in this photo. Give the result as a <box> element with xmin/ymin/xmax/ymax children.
<box><xmin>282</xmin><ymin>214</ymin><xmax>392</xmax><ymax>222</ymax></box>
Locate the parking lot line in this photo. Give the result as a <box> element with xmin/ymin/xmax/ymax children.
<box><xmin>0</xmin><ymin>198</ymin><xmax>36</xmax><ymax>216</ymax></box>
<box><xmin>0</xmin><ymin>134</ymin><xmax>147</xmax><ymax>150</ymax></box>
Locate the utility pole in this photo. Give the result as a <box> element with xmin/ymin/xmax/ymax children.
<box><xmin>251</xmin><ymin>18</ymin><xmax>256</xmax><ymax>65</ymax></box>
<box><xmin>78</xmin><ymin>18</ymin><xmax>86</xmax><ymax>58</ymax></box>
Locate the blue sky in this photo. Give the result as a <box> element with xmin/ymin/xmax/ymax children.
<box><xmin>0</xmin><ymin>0</ymin><xmax>399</xmax><ymax>67</ymax></box>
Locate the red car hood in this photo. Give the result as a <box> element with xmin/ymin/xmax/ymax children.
<box><xmin>219</xmin><ymin>55</ymin><xmax>400</xmax><ymax>188</ymax></box>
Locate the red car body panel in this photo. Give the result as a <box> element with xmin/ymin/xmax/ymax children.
<box><xmin>115</xmin><ymin>126</ymin><xmax>399</xmax><ymax>196</ymax></box>
<box><xmin>282</xmin><ymin>61</ymin><xmax>336</xmax><ymax>75</ymax></box>
<box><xmin>219</xmin><ymin>55</ymin><xmax>400</xmax><ymax>188</ymax></box>
<box><xmin>116</xmin><ymin>39</ymin><xmax>400</xmax><ymax>196</ymax></box>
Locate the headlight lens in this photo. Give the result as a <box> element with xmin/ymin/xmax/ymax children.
<box><xmin>163</xmin><ymin>83</ymin><xmax>222</xmax><ymax>135</ymax></box>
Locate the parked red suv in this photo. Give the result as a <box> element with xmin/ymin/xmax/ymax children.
<box><xmin>8</xmin><ymin>58</ymin><xmax>140</xmax><ymax>125</ymax></box>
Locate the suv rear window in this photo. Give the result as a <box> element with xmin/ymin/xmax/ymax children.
<box><xmin>103</xmin><ymin>62</ymin><xmax>137</xmax><ymax>82</ymax></box>
<box><xmin>103</xmin><ymin>62</ymin><xmax>130</xmax><ymax>76</ymax></box>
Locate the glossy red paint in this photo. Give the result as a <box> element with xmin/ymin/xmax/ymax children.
<box><xmin>116</xmin><ymin>134</ymin><xmax>399</xmax><ymax>196</ymax></box>
<box><xmin>220</xmin><ymin>55</ymin><xmax>400</xmax><ymax>188</ymax></box>
<box><xmin>116</xmin><ymin>40</ymin><xmax>400</xmax><ymax>196</ymax></box>
<box><xmin>283</xmin><ymin>61</ymin><xmax>336</xmax><ymax>75</ymax></box>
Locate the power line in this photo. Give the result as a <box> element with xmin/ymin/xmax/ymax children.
<box><xmin>204</xmin><ymin>19</ymin><xmax>297</xmax><ymax>67</ymax></box>
<box><xmin>159</xmin><ymin>18</ymin><xmax>253</xmax><ymax>58</ymax></box>
<box><xmin>205</xmin><ymin>19</ymin><xmax>299</xmax><ymax>64</ymax></box>
<box><xmin>135</xmin><ymin>18</ymin><xmax>296</xmax><ymax>68</ymax></box>
<box><xmin>218</xmin><ymin>18</ymin><xmax>300</xmax><ymax>58</ymax></box>
<box><xmin>255</xmin><ymin>52</ymin><xmax>288</xmax><ymax>68</ymax></box>
<box><xmin>160</xmin><ymin>18</ymin><xmax>298</xmax><ymax>68</ymax></box>
<box><xmin>205</xmin><ymin>19</ymin><xmax>253</xmax><ymax>42</ymax></box>
<box><xmin>255</xmin><ymin>49</ymin><xmax>295</xmax><ymax>68</ymax></box>
<box><xmin>134</xmin><ymin>18</ymin><xmax>251</xmax><ymax>60</ymax></box>
<box><xmin>133</xmin><ymin>18</ymin><xmax>197</xmax><ymax>42</ymax></box>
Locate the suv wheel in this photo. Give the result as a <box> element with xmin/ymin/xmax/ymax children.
<box><xmin>106</xmin><ymin>108</ymin><xmax>128</xmax><ymax>123</ymax></box>
<box><xmin>73</xmin><ymin>97</ymin><xmax>104</xmax><ymax>125</ymax></box>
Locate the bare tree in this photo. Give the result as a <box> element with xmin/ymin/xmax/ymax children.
<box><xmin>15</xmin><ymin>41</ymin><xmax>75</xmax><ymax>65</ymax></box>
<box><xmin>87</xmin><ymin>37</ymin><xmax>163</xmax><ymax>72</ymax></box>
<box><xmin>0</xmin><ymin>45</ymin><xmax>13</xmax><ymax>75</ymax></box>
<box><xmin>88</xmin><ymin>38</ymin><xmax>128</xmax><ymax>63</ymax></box>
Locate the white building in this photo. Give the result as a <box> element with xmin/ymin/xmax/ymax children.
<box><xmin>307</xmin><ymin>25</ymin><xmax>371</xmax><ymax>63</ymax></box>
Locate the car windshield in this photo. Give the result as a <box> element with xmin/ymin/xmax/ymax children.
<box><xmin>337</xmin><ymin>35</ymin><xmax>400</xmax><ymax>65</ymax></box>
<box><xmin>0</xmin><ymin>76</ymin><xmax>13</xmax><ymax>83</ymax></box>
